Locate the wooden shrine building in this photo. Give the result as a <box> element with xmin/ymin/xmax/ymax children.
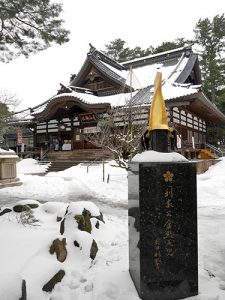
<box><xmin>8</xmin><ymin>44</ymin><xmax>225</xmax><ymax>161</ymax></box>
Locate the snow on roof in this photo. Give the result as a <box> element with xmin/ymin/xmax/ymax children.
<box><xmin>100</xmin><ymin>61</ymin><xmax>126</xmax><ymax>80</ymax></box>
<box><xmin>14</xmin><ymin>45</ymin><xmax>198</xmax><ymax>118</ymax></box>
<box><xmin>121</xmin><ymin>45</ymin><xmax>191</xmax><ymax>65</ymax></box>
<box><xmin>121</xmin><ymin>55</ymin><xmax>189</xmax><ymax>89</ymax></box>
<box><xmin>42</xmin><ymin>80</ymin><xmax>199</xmax><ymax>110</ymax></box>
<box><xmin>49</xmin><ymin>90</ymin><xmax>139</xmax><ymax>107</ymax></box>
<box><xmin>126</xmin><ymin>81</ymin><xmax>200</xmax><ymax>106</ymax></box>
<box><xmin>161</xmin><ymin>81</ymin><xmax>200</xmax><ymax>101</ymax></box>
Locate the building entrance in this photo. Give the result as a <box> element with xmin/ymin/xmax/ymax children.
<box><xmin>50</xmin><ymin>132</ymin><xmax>72</xmax><ymax>151</ymax></box>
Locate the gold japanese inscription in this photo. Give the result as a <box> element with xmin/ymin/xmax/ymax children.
<box><xmin>165</xmin><ymin>198</ymin><xmax>174</xmax><ymax>209</ymax></box>
<box><xmin>165</xmin><ymin>187</ymin><xmax>173</xmax><ymax>198</ymax></box>
<box><xmin>163</xmin><ymin>173</ymin><xmax>175</xmax><ymax>257</ymax></box>
<box><xmin>154</xmin><ymin>239</ymin><xmax>161</xmax><ymax>269</ymax></box>
<box><xmin>154</xmin><ymin>171</ymin><xmax>176</xmax><ymax>269</ymax></box>
<box><xmin>166</xmin><ymin>239</ymin><xmax>174</xmax><ymax>257</ymax></box>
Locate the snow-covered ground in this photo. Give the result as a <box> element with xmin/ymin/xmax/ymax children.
<box><xmin>2</xmin><ymin>158</ymin><xmax>127</xmax><ymax>206</ymax></box>
<box><xmin>0</xmin><ymin>158</ymin><xmax>225</xmax><ymax>299</ymax></box>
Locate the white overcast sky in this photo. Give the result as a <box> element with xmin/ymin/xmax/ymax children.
<box><xmin>0</xmin><ymin>0</ymin><xmax>225</xmax><ymax>110</ymax></box>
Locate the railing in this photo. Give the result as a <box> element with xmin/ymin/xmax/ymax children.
<box><xmin>205</xmin><ymin>143</ymin><xmax>224</xmax><ymax>157</ymax></box>
<box><xmin>175</xmin><ymin>142</ymin><xmax>225</xmax><ymax>160</ymax></box>
<box><xmin>40</xmin><ymin>147</ymin><xmax>50</xmax><ymax>161</ymax></box>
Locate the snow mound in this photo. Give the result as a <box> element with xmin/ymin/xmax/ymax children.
<box><xmin>14</xmin><ymin>199</ymin><xmax>40</xmax><ymax>206</ymax></box>
<box><xmin>0</xmin><ymin>273</ymin><xmax>24</xmax><ymax>300</ymax></box>
<box><xmin>132</xmin><ymin>150</ymin><xmax>188</xmax><ymax>162</ymax></box>
<box><xmin>67</xmin><ymin>201</ymin><xmax>100</xmax><ymax>217</ymax></box>
<box><xmin>17</xmin><ymin>158</ymin><xmax>50</xmax><ymax>174</ymax></box>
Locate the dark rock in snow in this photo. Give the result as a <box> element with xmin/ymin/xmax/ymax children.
<box><xmin>90</xmin><ymin>239</ymin><xmax>98</xmax><ymax>260</ymax></box>
<box><xmin>0</xmin><ymin>208</ymin><xmax>12</xmax><ymax>216</ymax></box>
<box><xmin>13</xmin><ymin>203</ymin><xmax>39</xmax><ymax>213</ymax></box>
<box><xmin>75</xmin><ymin>209</ymin><xmax>92</xmax><ymax>233</ymax></box>
<box><xmin>60</xmin><ymin>218</ymin><xmax>65</xmax><ymax>235</ymax></box>
<box><xmin>49</xmin><ymin>238</ymin><xmax>67</xmax><ymax>262</ymax></box>
<box><xmin>26</xmin><ymin>203</ymin><xmax>39</xmax><ymax>209</ymax></box>
<box><xmin>95</xmin><ymin>220</ymin><xmax>100</xmax><ymax>229</ymax></box>
<box><xmin>13</xmin><ymin>205</ymin><xmax>30</xmax><ymax>213</ymax></box>
<box><xmin>42</xmin><ymin>270</ymin><xmax>65</xmax><ymax>292</ymax></box>
<box><xmin>57</xmin><ymin>216</ymin><xmax>62</xmax><ymax>222</ymax></box>
<box><xmin>92</xmin><ymin>211</ymin><xmax>105</xmax><ymax>223</ymax></box>
<box><xmin>74</xmin><ymin>240</ymin><xmax>80</xmax><ymax>248</ymax></box>
<box><xmin>19</xmin><ymin>279</ymin><xmax>27</xmax><ymax>300</ymax></box>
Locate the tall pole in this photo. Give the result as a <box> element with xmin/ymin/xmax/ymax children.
<box><xmin>129</xmin><ymin>65</ymin><xmax>133</xmax><ymax>137</ymax></box>
<box><xmin>130</xmin><ymin>65</ymin><xmax>133</xmax><ymax>100</ymax></box>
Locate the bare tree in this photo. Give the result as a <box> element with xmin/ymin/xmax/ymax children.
<box><xmin>85</xmin><ymin>101</ymin><xmax>148</xmax><ymax>170</ymax></box>
<box><xmin>0</xmin><ymin>91</ymin><xmax>21</xmax><ymax>145</ymax></box>
<box><xmin>0</xmin><ymin>90</ymin><xmax>21</xmax><ymax>112</ymax></box>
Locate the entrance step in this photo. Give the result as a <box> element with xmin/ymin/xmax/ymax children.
<box><xmin>45</xmin><ymin>160</ymin><xmax>104</xmax><ymax>172</ymax></box>
<box><xmin>46</xmin><ymin>161</ymin><xmax>80</xmax><ymax>172</ymax></box>
<box><xmin>46</xmin><ymin>149</ymin><xmax>113</xmax><ymax>161</ymax></box>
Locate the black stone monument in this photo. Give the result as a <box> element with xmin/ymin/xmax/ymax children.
<box><xmin>128</xmin><ymin>160</ymin><xmax>198</xmax><ymax>300</ymax></box>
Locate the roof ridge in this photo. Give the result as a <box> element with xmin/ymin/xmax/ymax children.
<box><xmin>121</xmin><ymin>45</ymin><xmax>193</xmax><ymax>69</ymax></box>
<box><xmin>87</xmin><ymin>44</ymin><xmax>125</xmax><ymax>71</ymax></box>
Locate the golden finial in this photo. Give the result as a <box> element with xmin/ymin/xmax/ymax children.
<box><xmin>147</xmin><ymin>72</ymin><xmax>169</xmax><ymax>132</ymax></box>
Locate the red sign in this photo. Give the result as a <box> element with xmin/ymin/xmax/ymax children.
<box><xmin>17</xmin><ymin>128</ymin><xmax>23</xmax><ymax>145</ymax></box>
<box><xmin>79</xmin><ymin>113</ymin><xmax>96</xmax><ymax>123</ymax></box>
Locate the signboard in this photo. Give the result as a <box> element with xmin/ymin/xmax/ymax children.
<box><xmin>21</xmin><ymin>143</ymin><xmax>25</xmax><ymax>153</ymax></box>
<box><xmin>83</xmin><ymin>127</ymin><xmax>101</xmax><ymax>134</ymax></box>
<box><xmin>79</xmin><ymin>113</ymin><xmax>96</xmax><ymax>123</ymax></box>
<box><xmin>17</xmin><ymin>128</ymin><xmax>23</xmax><ymax>145</ymax></box>
<box><xmin>192</xmin><ymin>136</ymin><xmax>195</xmax><ymax>149</ymax></box>
<box><xmin>177</xmin><ymin>135</ymin><xmax>182</xmax><ymax>149</ymax></box>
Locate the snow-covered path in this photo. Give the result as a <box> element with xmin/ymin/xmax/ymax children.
<box><xmin>1</xmin><ymin>158</ymin><xmax>225</xmax><ymax>299</ymax></box>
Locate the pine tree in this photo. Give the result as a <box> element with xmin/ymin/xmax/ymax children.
<box><xmin>104</xmin><ymin>38</ymin><xmax>189</xmax><ymax>63</ymax></box>
<box><xmin>0</xmin><ymin>101</ymin><xmax>10</xmax><ymax>143</ymax></box>
<box><xmin>104</xmin><ymin>38</ymin><xmax>153</xmax><ymax>62</ymax></box>
<box><xmin>0</xmin><ymin>0</ymin><xmax>70</xmax><ymax>62</ymax></box>
<box><xmin>104</xmin><ymin>38</ymin><xmax>127</xmax><ymax>61</ymax></box>
<box><xmin>153</xmin><ymin>38</ymin><xmax>191</xmax><ymax>54</ymax></box>
<box><xmin>194</xmin><ymin>14</ymin><xmax>225</xmax><ymax>106</ymax></box>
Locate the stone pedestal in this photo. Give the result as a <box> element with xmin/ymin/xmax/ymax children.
<box><xmin>128</xmin><ymin>160</ymin><xmax>198</xmax><ymax>300</ymax></box>
<box><xmin>0</xmin><ymin>150</ymin><xmax>22</xmax><ymax>189</ymax></box>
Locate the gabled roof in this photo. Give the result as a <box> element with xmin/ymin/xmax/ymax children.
<box><xmin>34</xmin><ymin>94</ymin><xmax>110</xmax><ymax>121</ymax></box>
<box><xmin>68</xmin><ymin>44</ymin><xmax>202</xmax><ymax>97</ymax></box>
<box><xmin>11</xmin><ymin>44</ymin><xmax>225</xmax><ymax>126</ymax></box>
<box><xmin>69</xmin><ymin>46</ymin><xmax>131</xmax><ymax>94</ymax></box>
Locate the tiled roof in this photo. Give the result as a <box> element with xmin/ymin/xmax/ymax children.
<box><xmin>89</xmin><ymin>55</ymin><xmax>126</xmax><ymax>86</ymax></box>
<box><xmin>121</xmin><ymin>45</ymin><xmax>192</xmax><ymax>69</ymax></box>
<box><xmin>12</xmin><ymin>44</ymin><xmax>225</xmax><ymax>125</ymax></box>
<box><xmin>127</xmin><ymin>82</ymin><xmax>201</xmax><ymax>105</ymax></box>
<box><xmin>90</xmin><ymin>49</ymin><xmax>125</xmax><ymax>71</ymax></box>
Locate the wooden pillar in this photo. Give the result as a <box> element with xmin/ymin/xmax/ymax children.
<box><xmin>170</xmin><ymin>107</ymin><xmax>174</xmax><ymax>123</ymax></box>
<box><xmin>70</xmin><ymin>117</ymin><xmax>74</xmax><ymax>150</ymax></box>
<box><xmin>33</xmin><ymin>124</ymin><xmax>37</xmax><ymax>149</ymax></box>
<box><xmin>46</xmin><ymin>121</ymin><xmax>49</xmax><ymax>148</ymax></box>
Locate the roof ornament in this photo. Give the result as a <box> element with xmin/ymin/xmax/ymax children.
<box><xmin>57</xmin><ymin>83</ymin><xmax>72</xmax><ymax>95</ymax></box>
<box><xmin>70</xmin><ymin>74</ymin><xmax>76</xmax><ymax>82</ymax></box>
<box><xmin>142</xmin><ymin>72</ymin><xmax>169</xmax><ymax>152</ymax></box>
<box><xmin>148</xmin><ymin>72</ymin><xmax>169</xmax><ymax>132</ymax></box>
<box><xmin>89</xmin><ymin>43</ymin><xmax>96</xmax><ymax>54</ymax></box>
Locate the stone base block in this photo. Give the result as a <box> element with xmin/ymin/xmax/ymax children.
<box><xmin>0</xmin><ymin>177</ymin><xmax>22</xmax><ymax>189</ymax></box>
